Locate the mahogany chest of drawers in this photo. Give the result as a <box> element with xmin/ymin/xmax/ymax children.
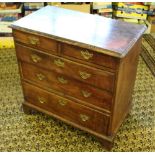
<box><xmin>11</xmin><ymin>6</ymin><xmax>146</xmax><ymax>149</ymax></box>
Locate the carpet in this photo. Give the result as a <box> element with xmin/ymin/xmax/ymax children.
<box><xmin>141</xmin><ymin>33</ymin><xmax>155</xmax><ymax>76</ymax></box>
<box><xmin>0</xmin><ymin>45</ymin><xmax>155</xmax><ymax>151</ymax></box>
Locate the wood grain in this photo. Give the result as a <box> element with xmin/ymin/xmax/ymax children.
<box><xmin>10</xmin><ymin>5</ymin><xmax>146</xmax><ymax>58</ymax></box>
<box><xmin>13</xmin><ymin>30</ymin><xmax>58</xmax><ymax>54</ymax></box>
<box><xmin>23</xmin><ymin>82</ymin><xmax>110</xmax><ymax>135</ymax></box>
<box><xmin>16</xmin><ymin>43</ymin><xmax>115</xmax><ymax>92</ymax></box>
<box><xmin>11</xmin><ymin>6</ymin><xmax>145</xmax><ymax>150</ymax></box>
<box><xmin>20</xmin><ymin>61</ymin><xmax>113</xmax><ymax>111</ymax></box>
<box><xmin>109</xmin><ymin>38</ymin><xmax>142</xmax><ymax>136</ymax></box>
<box><xmin>61</xmin><ymin>43</ymin><xmax>119</xmax><ymax>69</ymax></box>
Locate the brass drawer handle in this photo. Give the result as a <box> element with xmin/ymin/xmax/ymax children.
<box><xmin>36</xmin><ymin>73</ymin><xmax>45</xmax><ymax>81</ymax></box>
<box><xmin>31</xmin><ymin>54</ymin><xmax>41</xmax><ymax>63</ymax></box>
<box><xmin>80</xmin><ymin>114</ymin><xmax>90</xmax><ymax>122</ymax></box>
<box><xmin>28</xmin><ymin>36</ymin><xmax>39</xmax><ymax>45</ymax></box>
<box><xmin>79</xmin><ymin>71</ymin><xmax>91</xmax><ymax>80</ymax></box>
<box><xmin>54</xmin><ymin>59</ymin><xmax>64</xmax><ymax>68</ymax></box>
<box><xmin>58</xmin><ymin>99</ymin><xmax>68</xmax><ymax>106</ymax></box>
<box><xmin>81</xmin><ymin>90</ymin><xmax>92</xmax><ymax>98</ymax></box>
<box><xmin>81</xmin><ymin>50</ymin><xmax>93</xmax><ymax>60</ymax></box>
<box><xmin>58</xmin><ymin>76</ymin><xmax>68</xmax><ymax>84</ymax></box>
<box><xmin>38</xmin><ymin>97</ymin><xmax>46</xmax><ymax>104</ymax></box>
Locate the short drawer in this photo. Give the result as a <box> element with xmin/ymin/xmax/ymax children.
<box><xmin>21</xmin><ymin>62</ymin><xmax>113</xmax><ymax>111</ymax></box>
<box><xmin>23</xmin><ymin>82</ymin><xmax>110</xmax><ymax>135</ymax></box>
<box><xmin>61</xmin><ymin>43</ymin><xmax>119</xmax><ymax>70</ymax></box>
<box><xmin>16</xmin><ymin>43</ymin><xmax>115</xmax><ymax>92</ymax></box>
<box><xmin>13</xmin><ymin>30</ymin><xmax>58</xmax><ymax>54</ymax></box>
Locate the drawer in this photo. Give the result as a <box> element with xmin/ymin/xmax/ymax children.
<box><xmin>61</xmin><ymin>43</ymin><xmax>119</xmax><ymax>70</ymax></box>
<box><xmin>16</xmin><ymin>43</ymin><xmax>115</xmax><ymax>92</ymax></box>
<box><xmin>23</xmin><ymin>82</ymin><xmax>110</xmax><ymax>134</ymax></box>
<box><xmin>13</xmin><ymin>30</ymin><xmax>58</xmax><ymax>54</ymax></box>
<box><xmin>21</xmin><ymin>62</ymin><xmax>113</xmax><ymax>111</ymax></box>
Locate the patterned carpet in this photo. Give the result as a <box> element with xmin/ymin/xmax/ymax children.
<box><xmin>0</xmin><ymin>38</ymin><xmax>155</xmax><ymax>151</ymax></box>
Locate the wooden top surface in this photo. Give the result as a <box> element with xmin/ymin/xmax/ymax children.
<box><xmin>11</xmin><ymin>6</ymin><xmax>146</xmax><ymax>58</ymax></box>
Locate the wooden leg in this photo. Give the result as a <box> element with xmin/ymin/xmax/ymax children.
<box><xmin>98</xmin><ymin>138</ymin><xmax>114</xmax><ymax>151</ymax></box>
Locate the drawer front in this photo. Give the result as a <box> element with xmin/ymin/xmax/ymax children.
<box><xmin>61</xmin><ymin>43</ymin><xmax>119</xmax><ymax>69</ymax></box>
<box><xmin>23</xmin><ymin>82</ymin><xmax>110</xmax><ymax>134</ymax></box>
<box><xmin>21</xmin><ymin>62</ymin><xmax>113</xmax><ymax>111</ymax></box>
<box><xmin>13</xmin><ymin>30</ymin><xmax>58</xmax><ymax>54</ymax></box>
<box><xmin>16</xmin><ymin>43</ymin><xmax>115</xmax><ymax>92</ymax></box>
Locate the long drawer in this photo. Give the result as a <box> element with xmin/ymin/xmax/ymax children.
<box><xmin>20</xmin><ymin>62</ymin><xmax>113</xmax><ymax>111</ymax></box>
<box><xmin>23</xmin><ymin>82</ymin><xmax>110</xmax><ymax>135</ymax></box>
<box><xmin>13</xmin><ymin>30</ymin><xmax>58</xmax><ymax>54</ymax></box>
<box><xmin>16</xmin><ymin>43</ymin><xmax>115</xmax><ymax>92</ymax></box>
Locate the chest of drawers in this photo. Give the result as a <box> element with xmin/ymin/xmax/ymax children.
<box><xmin>11</xmin><ymin>6</ymin><xmax>146</xmax><ymax>150</ymax></box>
